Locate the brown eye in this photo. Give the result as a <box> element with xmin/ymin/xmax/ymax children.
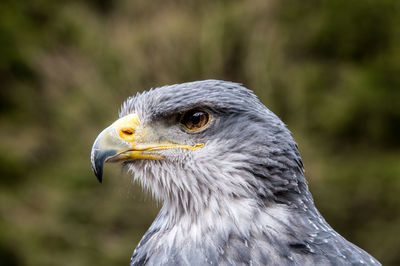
<box><xmin>179</xmin><ymin>109</ymin><xmax>210</xmax><ymax>131</ymax></box>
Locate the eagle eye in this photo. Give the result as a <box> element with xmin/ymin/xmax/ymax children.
<box><xmin>179</xmin><ymin>109</ymin><xmax>210</xmax><ymax>132</ymax></box>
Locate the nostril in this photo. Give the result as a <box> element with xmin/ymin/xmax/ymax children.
<box><xmin>121</xmin><ymin>128</ymin><xmax>134</xmax><ymax>135</ymax></box>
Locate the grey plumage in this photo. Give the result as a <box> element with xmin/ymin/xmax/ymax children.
<box><xmin>92</xmin><ymin>80</ymin><xmax>381</xmax><ymax>265</ymax></box>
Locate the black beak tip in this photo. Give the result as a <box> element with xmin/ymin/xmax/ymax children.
<box><xmin>91</xmin><ymin>163</ymin><xmax>103</xmax><ymax>183</ymax></box>
<box><xmin>91</xmin><ymin>149</ymin><xmax>117</xmax><ymax>184</ymax></box>
<box><xmin>95</xmin><ymin>171</ymin><xmax>103</xmax><ymax>183</ymax></box>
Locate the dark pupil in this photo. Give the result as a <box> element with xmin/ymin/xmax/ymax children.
<box><xmin>190</xmin><ymin>112</ymin><xmax>202</xmax><ymax>125</ymax></box>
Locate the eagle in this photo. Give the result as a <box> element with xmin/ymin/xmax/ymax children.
<box><xmin>90</xmin><ymin>80</ymin><xmax>380</xmax><ymax>265</ymax></box>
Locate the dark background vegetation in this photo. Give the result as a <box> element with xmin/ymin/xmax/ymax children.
<box><xmin>1</xmin><ymin>0</ymin><xmax>399</xmax><ymax>265</ymax></box>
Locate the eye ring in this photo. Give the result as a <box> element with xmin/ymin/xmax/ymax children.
<box><xmin>179</xmin><ymin>109</ymin><xmax>211</xmax><ymax>132</ymax></box>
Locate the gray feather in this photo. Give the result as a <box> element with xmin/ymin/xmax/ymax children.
<box><xmin>116</xmin><ymin>80</ymin><xmax>380</xmax><ymax>266</ymax></box>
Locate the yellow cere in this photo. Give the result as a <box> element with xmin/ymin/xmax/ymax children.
<box><xmin>112</xmin><ymin>113</ymin><xmax>205</xmax><ymax>154</ymax></box>
<box><xmin>113</xmin><ymin>113</ymin><xmax>141</xmax><ymax>143</ymax></box>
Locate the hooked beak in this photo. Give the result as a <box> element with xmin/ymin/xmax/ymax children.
<box><xmin>90</xmin><ymin>113</ymin><xmax>203</xmax><ymax>183</ymax></box>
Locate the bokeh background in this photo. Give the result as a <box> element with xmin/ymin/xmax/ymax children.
<box><xmin>1</xmin><ymin>0</ymin><xmax>400</xmax><ymax>265</ymax></box>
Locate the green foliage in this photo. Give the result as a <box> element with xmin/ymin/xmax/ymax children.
<box><xmin>0</xmin><ymin>0</ymin><xmax>399</xmax><ymax>265</ymax></box>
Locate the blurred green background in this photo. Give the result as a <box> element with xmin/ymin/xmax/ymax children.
<box><xmin>1</xmin><ymin>0</ymin><xmax>399</xmax><ymax>265</ymax></box>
